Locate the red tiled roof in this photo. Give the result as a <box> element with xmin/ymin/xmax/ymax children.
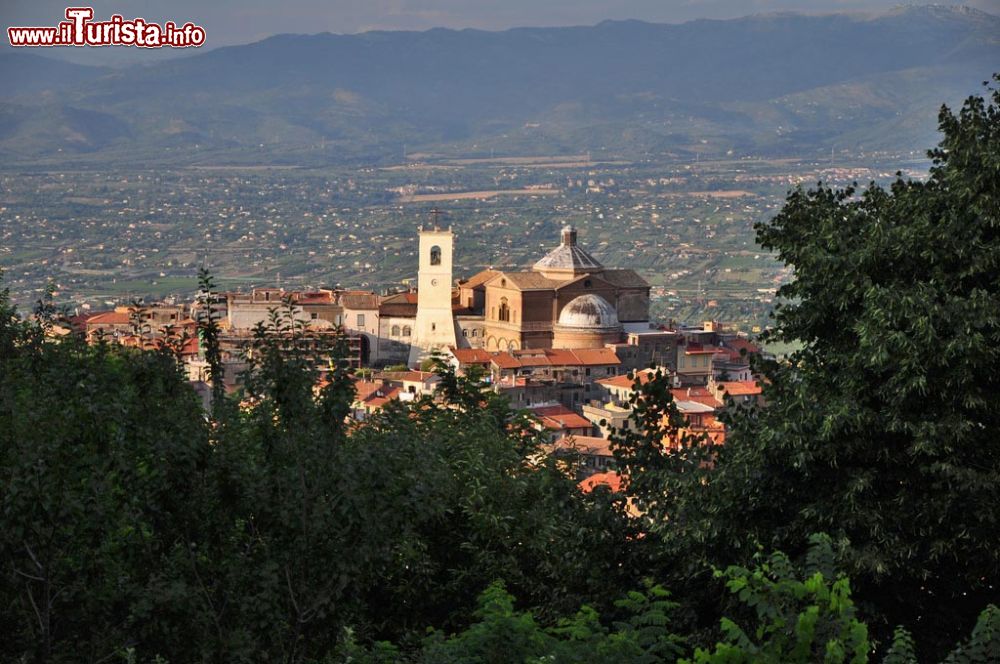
<box><xmin>340</xmin><ymin>292</ymin><xmax>379</xmax><ymax>310</ymax></box>
<box><xmin>382</xmin><ymin>291</ymin><xmax>418</xmax><ymax>304</ymax></box>
<box><xmin>86</xmin><ymin>311</ymin><xmax>131</xmax><ymax>325</ymax></box>
<box><xmin>491</xmin><ymin>352</ymin><xmax>522</xmax><ymax>369</ymax></box>
<box><xmin>597</xmin><ymin>368</ymin><xmax>658</xmax><ymax>389</ymax></box>
<box><xmin>553</xmin><ymin>434</ymin><xmax>613</xmax><ymax>457</ymax></box>
<box><xmin>579</xmin><ymin>471</ymin><xmax>623</xmax><ymax>493</ymax></box>
<box><xmin>570</xmin><ymin>348</ymin><xmax>621</xmax><ymax>365</ymax></box>
<box><xmin>366</xmin><ymin>386</ymin><xmax>401</xmax><ymax>409</ymax></box>
<box><xmin>529</xmin><ymin>405</ymin><xmax>593</xmax><ymax>431</ymax></box>
<box><xmin>726</xmin><ymin>337</ymin><xmax>760</xmax><ymax>356</ymax></box>
<box><xmin>293</xmin><ymin>291</ymin><xmax>334</xmax><ymax>304</ymax></box>
<box><xmin>514</xmin><ymin>349</ymin><xmax>557</xmax><ymax>367</ymax></box>
<box><xmin>670</xmin><ymin>387</ymin><xmax>722</xmax><ymax>408</ymax></box>
<box><xmin>353</xmin><ymin>379</ymin><xmax>383</xmax><ymax>402</ymax></box>
<box><xmin>458</xmin><ymin>269</ymin><xmax>499</xmax><ymax>289</ymax></box>
<box><xmin>491</xmin><ymin>347</ymin><xmax>622</xmax><ymax>370</ymax></box>
<box><xmin>352</xmin><ymin>379</ymin><xmax>401</xmax><ymax>409</ymax></box>
<box><xmin>717</xmin><ymin>380</ymin><xmax>762</xmax><ymax>396</ymax></box>
<box><xmin>448</xmin><ymin>348</ymin><xmax>493</xmax><ymax>364</ymax></box>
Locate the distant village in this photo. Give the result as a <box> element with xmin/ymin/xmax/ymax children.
<box><xmin>59</xmin><ymin>223</ymin><xmax>764</xmax><ymax>494</ymax></box>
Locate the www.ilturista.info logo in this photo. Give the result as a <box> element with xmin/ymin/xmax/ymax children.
<box><xmin>8</xmin><ymin>7</ymin><xmax>206</xmax><ymax>48</ymax></box>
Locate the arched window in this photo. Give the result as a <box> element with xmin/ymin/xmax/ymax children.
<box><xmin>391</xmin><ymin>325</ymin><xmax>400</xmax><ymax>336</ymax></box>
<box><xmin>402</xmin><ymin>325</ymin><xmax>412</xmax><ymax>337</ymax></box>
<box><xmin>471</xmin><ymin>329</ymin><xmax>478</xmax><ymax>337</ymax></box>
<box><xmin>462</xmin><ymin>328</ymin><xmax>468</xmax><ymax>337</ymax></box>
<box><xmin>498</xmin><ymin>297</ymin><xmax>510</xmax><ymax>323</ymax></box>
<box><xmin>430</xmin><ymin>245</ymin><xmax>441</xmax><ymax>266</ymax></box>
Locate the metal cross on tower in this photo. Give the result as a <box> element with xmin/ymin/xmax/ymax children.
<box><xmin>429</xmin><ymin>206</ymin><xmax>444</xmax><ymax>229</ymax></box>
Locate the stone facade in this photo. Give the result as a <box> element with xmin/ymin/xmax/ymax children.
<box><xmin>472</xmin><ymin>225</ymin><xmax>650</xmax><ymax>352</ymax></box>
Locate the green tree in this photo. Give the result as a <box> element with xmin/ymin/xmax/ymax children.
<box><xmin>0</xmin><ymin>283</ymin><xmax>212</xmax><ymax>661</ymax></box>
<box><xmin>684</xmin><ymin>535</ymin><xmax>868</xmax><ymax>664</ymax></box>
<box><xmin>644</xmin><ymin>76</ymin><xmax>1000</xmax><ymax>657</ymax></box>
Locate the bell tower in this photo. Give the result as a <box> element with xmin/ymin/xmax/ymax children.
<box><xmin>409</xmin><ymin>217</ymin><xmax>458</xmax><ymax>365</ymax></box>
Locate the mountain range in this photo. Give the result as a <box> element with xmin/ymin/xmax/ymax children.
<box><xmin>0</xmin><ymin>4</ymin><xmax>997</xmax><ymax>165</ymax></box>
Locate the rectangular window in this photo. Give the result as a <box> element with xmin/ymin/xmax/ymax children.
<box><xmin>310</xmin><ymin>312</ymin><xmax>318</xmax><ymax>320</ymax></box>
<box><xmin>357</xmin><ymin>314</ymin><xmax>365</xmax><ymax>327</ymax></box>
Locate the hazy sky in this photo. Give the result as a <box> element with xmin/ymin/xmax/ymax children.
<box><xmin>3</xmin><ymin>0</ymin><xmax>999</xmax><ymax>64</ymax></box>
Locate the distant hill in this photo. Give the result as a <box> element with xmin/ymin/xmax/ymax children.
<box><xmin>0</xmin><ymin>5</ymin><xmax>997</xmax><ymax>165</ymax></box>
<box><xmin>0</xmin><ymin>53</ymin><xmax>111</xmax><ymax>98</ymax></box>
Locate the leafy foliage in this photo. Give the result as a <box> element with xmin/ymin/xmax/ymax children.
<box><xmin>0</xmin><ymin>282</ymin><xmax>640</xmax><ymax>661</ymax></box>
<box><xmin>684</xmin><ymin>535</ymin><xmax>868</xmax><ymax>664</ymax></box>
<box><xmin>623</xmin><ymin>76</ymin><xmax>1000</xmax><ymax>658</ymax></box>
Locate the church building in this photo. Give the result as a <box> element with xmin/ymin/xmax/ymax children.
<box><xmin>404</xmin><ymin>223</ymin><xmax>650</xmax><ymax>364</ymax></box>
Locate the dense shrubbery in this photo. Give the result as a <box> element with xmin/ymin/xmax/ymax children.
<box><xmin>1</xmin><ymin>79</ymin><xmax>998</xmax><ymax>662</ymax></box>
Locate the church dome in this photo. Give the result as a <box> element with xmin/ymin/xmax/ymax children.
<box><xmin>558</xmin><ymin>294</ymin><xmax>619</xmax><ymax>329</ymax></box>
<box><xmin>532</xmin><ymin>225</ymin><xmax>604</xmax><ymax>277</ymax></box>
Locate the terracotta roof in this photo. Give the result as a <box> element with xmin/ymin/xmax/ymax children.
<box><xmin>492</xmin><ymin>347</ymin><xmax>622</xmax><ymax>370</ymax></box>
<box><xmin>569</xmin><ymin>348</ymin><xmax>621</xmax><ymax>365</ymax></box>
<box><xmin>353</xmin><ymin>379</ymin><xmax>383</xmax><ymax>401</ymax></box>
<box><xmin>670</xmin><ymin>387</ymin><xmax>723</xmax><ymax>408</ymax></box>
<box><xmin>597</xmin><ymin>368</ymin><xmax>658</xmax><ymax>389</ymax></box>
<box><xmin>382</xmin><ymin>291</ymin><xmax>418</xmax><ymax>304</ymax></box>
<box><xmin>380</xmin><ymin>304</ymin><xmax>417</xmax><ymax>317</ymax></box>
<box><xmin>379</xmin><ymin>291</ymin><xmax>418</xmax><ymax>316</ymax></box>
<box><xmin>549</xmin><ymin>434</ymin><xmax>614</xmax><ymax>457</ymax></box>
<box><xmin>366</xmin><ymin>386</ymin><xmax>401</xmax><ymax>409</ymax></box>
<box><xmin>340</xmin><ymin>292</ymin><xmax>379</xmax><ymax>310</ymax></box>
<box><xmin>491</xmin><ymin>352</ymin><xmax>522</xmax><ymax>369</ymax></box>
<box><xmin>86</xmin><ymin>311</ymin><xmax>131</xmax><ymax>325</ymax></box>
<box><xmin>725</xmin><ymin>337</ymin><xmax>760</xmax><ymax>356</ymax></box>
<box><xmin>488</xmin><ymin>271</ymin><xmax>563</xmax><ymax>291</ymax></box>
<box><xmin>293</xmin><ymin>291</ymin><xmax>334</xmax><ymax>305</ymax></box>
<box><xmin>380</xmin><ymin>370</ymin><xmax>439</xmax><ymax>383</ymax></box>
<box><xmin>352</xmin><ymin>379</ymin><xmax>401</xmax><ymax>409</ymax></box>
<box><xmin>511</xmin><ymin>349</ymin><xmax>556</xmax><ymax>367</ymax></box>
<box><xmin>459</xmin><ymin>269</ymin><xmax>499</xmax><ymax>289</ymax></box>
<box><xmin>529</xmin><ymin>404</ymin><xmax>593</xmax><ymax>431</ymax></box>
<box><xmin>448</xmin><ymin>348</ymin><xmax>494</xmax><ymax>364</ymax></box>
<box><xmin>448</xmin><ymin>347</ymin><xmax>493</xmax><ymax>364</ymax></box>
<box><xmin>599</xmin><ymin>269</ymin><xmax>650</xmax><ymax>289</ymax></box>
<box><xmin>579</xmin><ymin>471</ymin><xmax>623</xmax><ymax>493</ymax></box>
<box><xmin>717</xmin><ymin>380</ymin><xmax>762</xmax><ymax>396</ymax></box>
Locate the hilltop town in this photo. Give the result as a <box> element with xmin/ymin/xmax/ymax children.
<box><xmin>63</xmin><ymin>221</ymin><xmax>764</xmax><ymax>491</ymax></box>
